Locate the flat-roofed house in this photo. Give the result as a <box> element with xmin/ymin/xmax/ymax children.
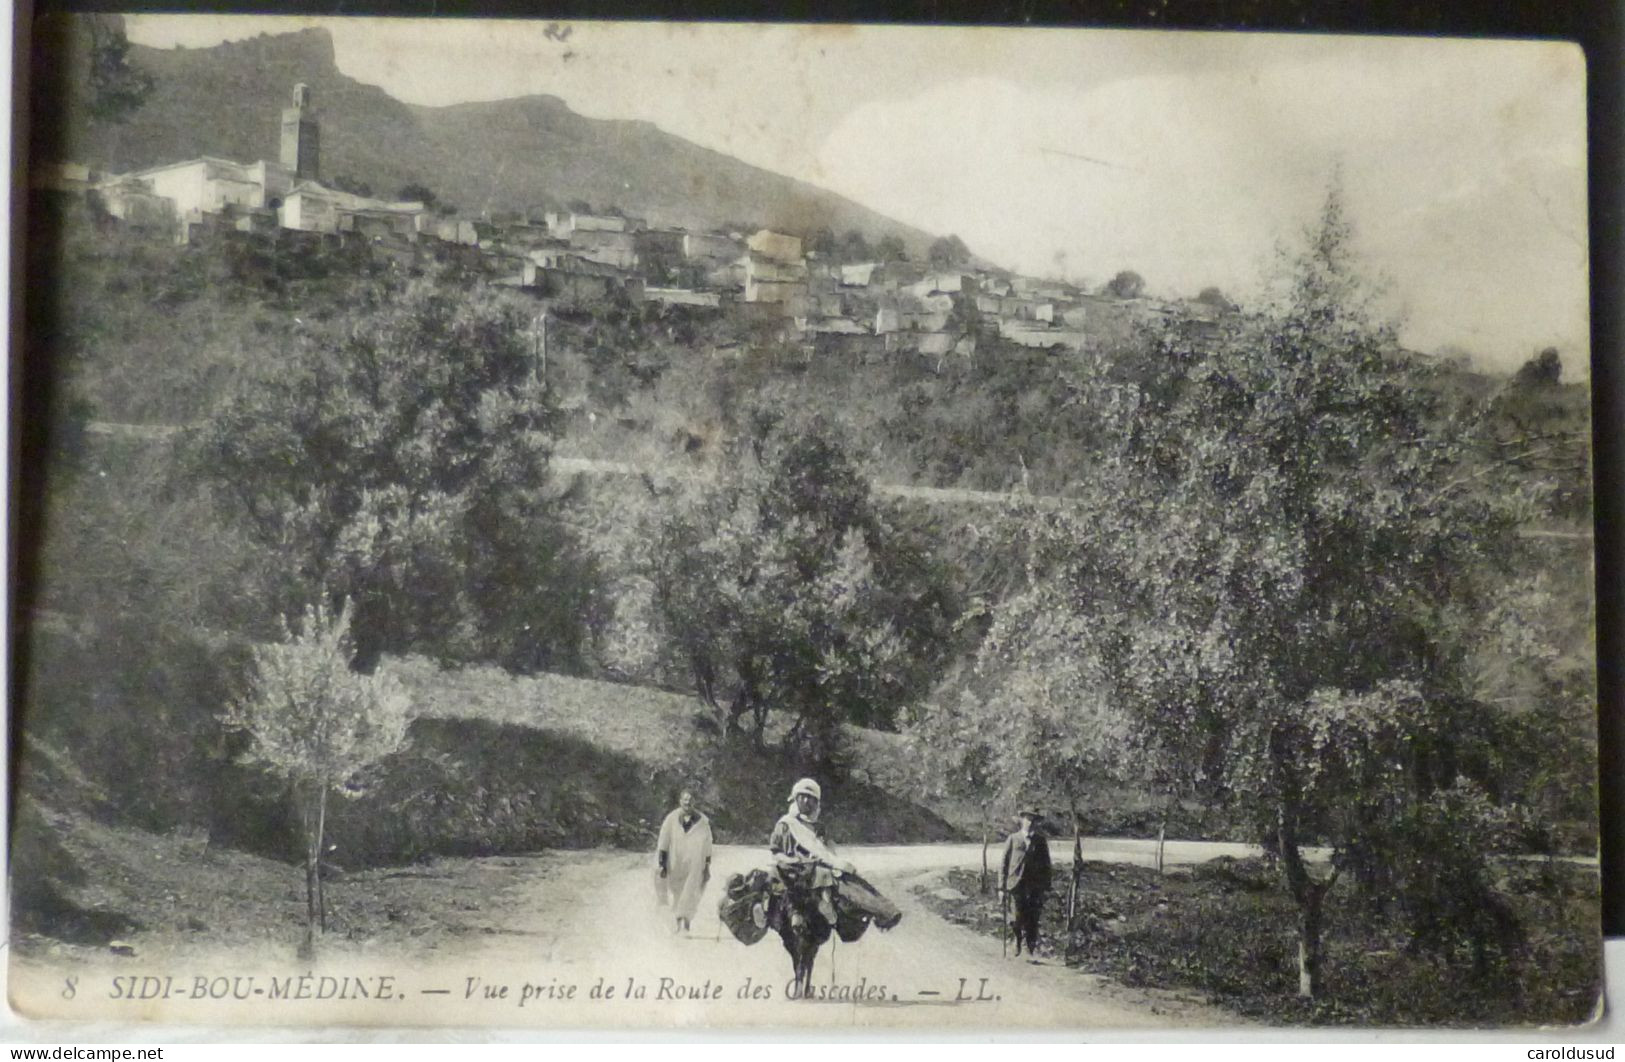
<box><xmin>417</xmin><ymin>216</ymin><xmax>481</xmax><ymax>246</ymax></box>
<box><xmin>523</xmin><ymin>253</ymin><xmax>644</xmax><ymax>306</ymax></box>
<box><xmin>800</xmin><ymin>315</ymin><xmax>866</xmax><ymax>335</ymax></box>
<box><xmin>746</xmin><ymin>229</ymin><xmax>803</xmax><ymax>264</ymax></box>
<box><xmin>999</xmin><ymin>318</ymin><xmax>1086</xmax><ymax>351</ymax></box>
<box><xmin>280</xmin><ymin>183</ymin><xmax>425</xmax><ymax>237</ymax></box>
<box><xmin>95</xmin><ymin>175</ymin><xmax>177</xmax><ymax>232</ymax></box>
<box><xmin>544</xmin><ymin>211</ymin><xmax>632</xmax><ymax>237</ymax></box>
<box><xmin>684</xmin><ymin>231</ymin><xmax>744</xmax><ymax>263</ymax></box>
<box><xmin>907</xmin><ymin>272</ymin><xmax>966</xmax><ymax>297</ymax></box>
<box><xmin>132</xmin><ymin>157</ymin><xmax>295</xmax><ymax>219</ymax></box>
<box><xmin>569</xmin><ymin>227</ymin><xmax>639</xmax><ymax>270</ymax></box>
<box><xmin>840</xmin><ymin>262</ymin><xmax>879</xmax><ymax>288</ymax></box>
<box><xmin>743</xmin><ymin>254</ymin><xmax>808</xmax><ymax>314</ymax></box>
<box><xmin>644</xmin><ymin>287</ymin><xmax>722</xmax><ymax>308</ymax></box>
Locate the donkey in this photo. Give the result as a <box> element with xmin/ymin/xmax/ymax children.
<box><xmin>774</xmin><ymin>890</ymin><xmax>834</xmax><ymax>999</ymax></box>
<box><xmin>718</xmin><ymin>866</ymin><xmax>898</xmax><ymax>998</ymax></box>
<box><xmin>774</xmin><ymin>871</ymin><xmax>899</xmax><ymax>998</ymax></box>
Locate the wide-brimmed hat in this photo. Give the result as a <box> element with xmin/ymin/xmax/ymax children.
<box><xmin>790</xmin><ymin>778</ymin><xmax>822</xmax><ymax>802</ymax></box>
<box><xmin>1018</xmin><ymin>807</ymin><xmax>1044</xmax><ymax>820</ymax></box>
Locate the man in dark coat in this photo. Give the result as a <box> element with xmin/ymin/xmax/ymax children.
<box><xmin>1000</xmin><ymin>807</ymin><xmax>1053</xmax><ymax>958</ymax></box>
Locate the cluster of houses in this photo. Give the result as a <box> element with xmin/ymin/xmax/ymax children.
<box><xmin>38</xmin><ymin>83</ymin><xmax>1225</xmax><ymax>358</ymax></box>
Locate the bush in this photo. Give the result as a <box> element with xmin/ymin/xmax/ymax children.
<box><xmin>1103</xmin><ymin>270</ymin><xmax>1145</xmax><ymax>298</ymax></box>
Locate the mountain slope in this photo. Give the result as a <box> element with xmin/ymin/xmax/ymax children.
<box><xmin>40</xmin><ymin>22</ymin><xmax>934</xmax><ymax>250</ymax></box>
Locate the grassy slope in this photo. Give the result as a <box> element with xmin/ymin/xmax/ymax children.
<box><xmin>12</xmin><ymin>794</ymin><xmax>570</xmax><ymax>962</ymax></box>
<box><xmin>374</xmin><ymin>657</ymin><xmax>961</xmax><ymax>852</ymax></box>
<box><xmin>387</xmin><ymin>656</ymin><xmax>710</xmax><ymax>767</ymax></box>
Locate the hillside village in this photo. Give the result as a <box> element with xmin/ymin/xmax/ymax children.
<box><xmin>37</xmin><ymin>82</ymin><xmax>1230</xmax><ymax>365</ymax></box>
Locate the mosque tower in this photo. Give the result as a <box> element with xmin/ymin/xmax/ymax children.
<box><xmin>280</xmin><ymin>83</ymin><xmax>319</xmax><ymax>181</ymax></box>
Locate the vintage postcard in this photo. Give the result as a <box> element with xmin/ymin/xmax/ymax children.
<box><xmin>9</xmin><ymin>15</ymin><xmax>1601</xmax><ymax>1031</ymax></box>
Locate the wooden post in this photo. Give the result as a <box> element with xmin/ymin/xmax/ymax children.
<box><xmin>980</xmin><ymin>818</ymin><xmax>990</xmax><ymax>896</ymax></box>
<box><xmin>315</xmin><ymin>785</ymin><xmax>329</xmax><ymax>932</ymax></box>
<box><xmin>1066</xmin><ymin>797</ymin><xmax>1083</xmax><ymax>959</ymax></box>
<box><xmin>1001</xmin><ymin>887</ymin><xmax>1008</xmax><ymax>959</ymax></box>
<box><xmin>1156</xmin><ymin>795</ymin><xmax>1171</xmax><ymax>876</ymax></box>
<box><xmin>300</xmin><ymin>785</ymin><xmax>318</xmax><ymax>958</ymax></box>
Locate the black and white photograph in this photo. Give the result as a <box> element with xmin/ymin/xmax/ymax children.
<box><xmin>8</xmin><ymin>14</ymin><xmax>1603</xmax><ymax>1030</ymax></box>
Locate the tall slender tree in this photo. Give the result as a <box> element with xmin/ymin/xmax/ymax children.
<box><xmin>223</xmin><ymin>600</ymin><xmax>409</xmax><ymax>956</ymax></box>
<box><xmin>916</xmin><ymin>186</ymin><xmax>1527</xmax><ymax>997</ymax></box>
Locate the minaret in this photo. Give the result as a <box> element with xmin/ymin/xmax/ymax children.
<box><xmin>280</xmin><ymin>83</ymin><xmax>320</xmax><ymax>181</ymax></box>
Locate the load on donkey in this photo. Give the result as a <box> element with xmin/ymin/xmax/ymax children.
<box><xmin>718</xmin><ymin>778</ymin><xmax>902</xmax><ymax>997</ymax></box>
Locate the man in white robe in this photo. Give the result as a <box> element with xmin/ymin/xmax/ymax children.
<box><xmin>656</xmin><ymin>789</ymin><xmax>714</xmax><ymax>933</ymax></box>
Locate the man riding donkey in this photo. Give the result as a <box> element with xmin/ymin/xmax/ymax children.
<box><xmin>769</xmin><ymin>778</ymin><xmax>900</xmax><ymax>931</ymax></box>
<box><xmin>717</xmin><ymin>778</ymin><xmax>900</xmax><ymax>996</ymax></box>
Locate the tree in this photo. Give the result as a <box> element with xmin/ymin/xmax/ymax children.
<box><xmin>1514</xmin><ymin>346</ymin><xmax>1563</xmax><ymax>387</ymax></box>
<box><xmin>1194</xmin><ymin>286</ymin><xmax>1237</xmax><ymax>312</ymax></box>
<box><xmin>30</xmin><ymin>14</ymin><xmax>152</xmax><ymax>169</ymax></box>
<box><xmin>650</xmin><ymin>419</ymin><xmax>961</xmax><ymax>765</ymax></box>
<box><xmin>906</xmin><ymin>681</ymin><xmax>1001</xmax><ymax>892</ymax></box>
<box><xmin>839</xmin><ymin>229</ymin><xmax>874</xmax><ymax>263</ymax></box>
<box><xmin>874</xmin><ymin>235</ymin><xmax>907</xmax><ymax>263</ymax></box>
<box><xmin>198</xmin><ymin>275</ymin><xmax>604</xmax><ymax>672</ymax></box>
<box><xmin>83</xmin><ymin>14</ymin><xmax>153</xmax><ymax>122</ymax></box>
<box><xmin>222</xmin><ymin>600</ymin><xmax>409</xmax><ymax>955</ymax></box>
<box><xmin>1103</xmin><ymin>270</ymin><xmax>1145</xmax><ymax>299</ymax></box>
<box><xmin>328</xmin><ymin>175</ymin><xmax>375</xmax><ymax>198</ymax></box>
<box><xmin>921</xmin><ymin>186</ymin><xmax>1525</xmax><ymax>998</ymax></box>
<box><xmin>1117</xmin><ymin>189</ymin><xmax>1522</xmax><ymax>997</ymax></box>
<box><xmin>808</xmin><ymin>227</ymin><xmax>838</xmax><ymax>260</ymax></box>
<box><xmin>909</xmin><ymin>574</ymin><xmax>1142</xmax><ymax>937</ymax></box>
<box><xmin>928</xmin><ymin>234</ymin><xmax>972</xmax><ymax>270</ymax></box>
<box><xmin>396</xmin><ymin>182</ymin><xmax>438</xmax><ymax>209</ymax></box>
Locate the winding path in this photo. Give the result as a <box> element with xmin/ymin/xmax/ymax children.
<box><xmin>449</xmin><ymin>840</ymin><xmax>1257</xmax><ymax>1030</ymax></box>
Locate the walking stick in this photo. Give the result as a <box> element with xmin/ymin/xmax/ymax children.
<box><xmin>1000</xmin><ymin>888</ymin><xmax>1009</xmax><ymax>959</ymax></box>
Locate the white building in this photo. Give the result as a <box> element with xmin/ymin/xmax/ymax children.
<box><xmin>840</xmin><ymin>262</ymin><xmax>879</xmax><ymax>287</ymax></box>
<box><xmin>127</xmin><ymin>157</ymin><xmax>294</xmax><ymax>218</ymax></box>
<box><xmin>279</xmin><ymin>183</ymin><xmax>425</xmax><ymax>237</ymax></box>
<box><xmin>746</xmin><ymin>229</ymin><xmax>803</xmax><ymax>264</ymax></box>
<box><xmin>684</xmin><ymin>231</ymin><xmax>743</xmax><ymax>262</ymax></box>
<box><xmin>743</xmin><ymin>254</ymin><xmax>808</xmax><ymax>308</ymax></box>
<box><xmin>544</xmin><ymin>211</ymin><xmax>631</xmax><ymax>237</ymax></box>
<box><xmin>907</xmin><ymin>272</ymin><xmax>965</xmax><ymax>297</ymax></box>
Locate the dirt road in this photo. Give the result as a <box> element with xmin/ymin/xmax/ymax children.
<box><xmin>440</xmin><ymin>839</ymin><xmax>1254</xmax><ymax>1030</ymax></box>
<box><xmin>10</xmin><ymin>839</ymin><xmax>1254</xmax><ymax>1030</ymax></box>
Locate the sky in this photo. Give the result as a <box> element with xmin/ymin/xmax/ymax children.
<box><xmin>125</xmin><ymin>16</ymin><xmax>1590</xmax><ymax>375</ymax></box>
